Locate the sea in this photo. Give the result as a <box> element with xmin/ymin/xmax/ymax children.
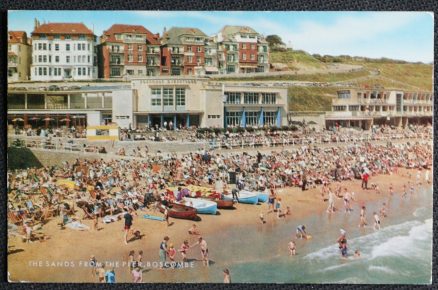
<box><xmin>156</xmin><ymin>185</ymin><xmax>433</xmax><ymax>284</ymax></box>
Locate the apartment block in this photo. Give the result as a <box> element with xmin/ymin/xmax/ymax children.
<box><xmin>160</xmin><ymin>27</ymin><xmax>207</xmax><ymax>76</ymax></box>
<box><xmin>326</xmin><ymin>87</ymin><xmax>433</xmax><ymax>129</ymax></box>
<box><xmin>8</xmin><ymin>31</ymin><xmax>31</xmax><ymax>82</ymax></box>
<box><xmin>98</xmin><ymin>24</ymin><xmax>161</xmax><ymax>79</ymax></box>
<box><xmin>215</xmin><ymin>25</ymin><xmax>269</xmax><ymax>74</ymax></box>
<box><xmin>30</xmin><ymin>21</ymin><xmax>97</xmax><ymax>81</ymax></box>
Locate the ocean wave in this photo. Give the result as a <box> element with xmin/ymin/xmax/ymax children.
<box><xmin>368</xmin><ymin>265</ymin><xmax>397</xmax><ymax>275</ymax></box>
<box><xmin>370</xmin><ymin>219</ymin><xmax>432</xmax><ymax>260</ymax></box>
<box><xmin>304</xmin><ymin>219</ymin><xmax>421</xmax><ymax>261</ymax></box>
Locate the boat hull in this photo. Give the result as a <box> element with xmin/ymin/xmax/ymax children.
<box><xmin>183</xmin><ymin>198</ymin><xmax>218</xmax><ymax>215</ymax></box>
<box><xmin>257</xmin><ymin>193</ymin><xmax>269</xmax><ymax>203</ymax></box>
<box><xmin>206</xmin><ymin>198</ymin><xmax>235</xmax><ymax>209</ymax></box>
<box><xmin>159</xmin><ymin>204</ymin><xmax>198</xmax><ymax>220</ymax></box>
<box><xmin>223</xmin><ymin>191</ymin><xmax>259</xmax><ymax>205</ymax></box>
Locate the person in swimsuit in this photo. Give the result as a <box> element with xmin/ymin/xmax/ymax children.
<box><xmin>159</xmin><ymin>236</ymin><xmax>169</xmax><ymax>269</ymax></box>
<box><xmin>337</xmin><ymin>229</ymin><xmax>348</xmax><ymax>258</ymax></box>
<box><xmin>373</xmin><ymin>212</ymin><xmax>381</xmax><ymax>230</ymax></box>
<box><xmin>359</xmin><ymin>206</ymin><xmax>367</xmax><ymax>227</ymax></box>
<box><xmin>288</xmin><ymin>239</ymin><xmax>296</xmax><ymax>256</ymax></box>
<box><xmin>296</xmin><ymin>225</ymin><xmax>307</xmax><ymax>239</ymax></box>
<box><xmin>188</xmin><ymin>224</ymin><xmax>200</xmax><ymax>235</ymax></box>
<box><xmin>178</xmin><ymin>240</ymin><xmax>190</xmax><ymax>262</ymax></box>
<box><xmin>268</xmin><ymin>189</ymin><xmax>276</xmax><ymax>213</ymax></box>
<box><xmin>223</xmin><ymin>268</ymin><xmax>231</xmax><ymax>283</ymax></box>
<box><xmin>123</xmin><ymin>208</ymin><xmax>133</xmax><ymax>245</ymax></box>
<box><xmin>168</xmin><ymin>244</ymin><xmax>176</xmax><ymax>266</ymax></box>
<box><xmin>192</xmin><ymin>236</ymin><xmax>209</xmax><ymax>266</ymax></box>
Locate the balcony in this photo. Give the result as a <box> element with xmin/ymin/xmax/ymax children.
<box><xmin>147</xmin><ymin>50</ymin><xmax>160</xmax><ymax>54</ymax></box>
<box><xmin>110</xmin><ymin>59</ymin><xmax>124</xmax><ymax>65</ymax></box>
<box><xmin>109</xmin><ymin>47</ymin><xmax>124</xmax><ymax>53</ymax></box>
<box><xmin>8</xmin><ymin>61</ymin><xmax>18</xmax><ymax>67</ymax></box>
<box><xmin>171</xmin><ymin>48</ymin><xmax>184</xmax><ymax>54</ymax></box>
<box><xmin>147</xmin><ymin>62</ymin><xmax>159</xmax><ymax>66</ymax></box>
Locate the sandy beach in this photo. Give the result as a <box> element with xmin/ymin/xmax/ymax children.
<box><xmin>7</xmin><ymin>167</ymin><xmax>423</xmax><ymax>283</ymax></box>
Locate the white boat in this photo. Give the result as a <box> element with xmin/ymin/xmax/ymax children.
<box><xmin>223</xmin><ymin>190</ymin><xmax>259</xmax><ymax>204</ymax></box>
<box><xmin>181</xmin><ymin>197</ymin><xmax>218</xmax><ymax>215</ymax></box>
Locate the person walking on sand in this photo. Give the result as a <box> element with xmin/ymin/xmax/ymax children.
<box><xmin>131</xmin><ymin>266</ymin><xmax>143</xmax><ymax>283</ymax></box>
<box><xmin>359</xmin><ymin>206</ymin><xmax>367</xmax><ymax>228</ymax></box>
<box><xmin>267</xmin><ymin>188</ymin><xmax>276</xmax><ymax>213</ymax></box>
<box><xmin>389</xmin><ymin>183</ymin><xmax>394</xmax><ymax>196</ymax></box>
<box><xmin>276</xmin><ymin>197</ymin><xmax>282</xmax><ymax>218</ymax></box>
<box><xmin>223</xmin><ymin>269</ymin><xmax>231</xmax><ymax>283</ymax></box>
<box><xmin>343</xmin><ymin>189</ymin><xmax>352</xmax><ymax>213</ymax></box>
<box><xmin>424</xmin><ymin>169</ymin><xmax>430</xmax><ymax>184</ymax></box>
<box><xmin>104</xmin><ymin>267</ymin><xmax>116</xmax><ymax>283</ymax></box>
<box><xmin>402</xmin><ymin>184</ymin><xmax>408</xmax><ymax>198</ymax></box>
<box><xmin>164</xmin><ymin>206</ymin><xmax>170</xmax><ymax>226</ymax></box>
<box><xmin>361</xmin><ymin>171</ymin><xmax>369</xmax><ymax>189</ymax></box>
<box><xmin>259</xmin><ymin>212</ymin><xmax>266</xmax><ymax>224</ymax></box>
<box><xmin>288</xmin><ymin>239</ymin><xmax>296</xmax><ymax>256</ymax></box>
<box><xmin>373</xmin><ymin>212</ymin><xmax>381</xmax><ymax>231</ymax></box>
<box><xmin>327</xmin><ymin>188</ymin><xmax>335</xmax><ymax>213</ymax></box>
<box><xmin>191</xmin><ymin>236</ymin><xmax>209</xmax><ymax>266</ymax></box>
<box><xmin>123</xmin><ymin>208</ymin><xmax>133</xmax><ymax>245</ymax></box>
<box><xmin>188</xmin><ymin>224</ymin><xmax>200</xmax><ymax>235</ymax></box>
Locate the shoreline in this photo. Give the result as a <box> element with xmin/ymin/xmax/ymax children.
<box><xmin>7</xmin><ymin>167</ymin><xmax>426</xmax><ymax>283</ymax></box>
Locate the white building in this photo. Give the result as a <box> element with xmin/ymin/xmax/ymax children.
<box><xmin>31</xmin><ymin>21</ymin><xmax>97</xmax><ymax>81</ymax></box>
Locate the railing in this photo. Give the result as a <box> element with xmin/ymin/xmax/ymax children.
<box><xmin>110</xmin><ymin>60</ymin><xmax>124</xmax><ymax>65</ymax></box>
<box><xmin>109</xmin><ymin>47</ymin><xmax>124</xmax><ymax>53</ymax></box>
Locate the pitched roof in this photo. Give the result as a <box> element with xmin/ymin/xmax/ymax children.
<box><xmin>162</xmin><ymin>27</ymin><xmax>207</xmax><ymax>45</ymax></box>
<box><xmin>8</xmin><ymin>31</ymin><xmax>28</xmax><ymax>44</ymax></box>
<box><xmin>220</xmin><ymin>25</ymin><xmax>258</xmax><ymax>39</ymax></box>
<box><xmin>101</xmin><ymin>24</ymin><xmax>160</xmax><ymax>45</ymax></box>
<box><xmin>32</xmin><ymin>23</ymin><xmax>94</xmax><ymax>35</ymax></box>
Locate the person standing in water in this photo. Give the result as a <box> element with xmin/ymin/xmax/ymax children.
<box><xmin>288</xmin><ymin>239</ymin><xmax>296</xmax><ymax>256</ymax></box>
<box><xmin>373</xmin><ymin>212</ymin><xmax>381</xmax><ymax>230</ymax></box>
<box><xmin>223</xmin><ymin>269</ymin><xmax>231</xmax><ymax>283</ymax></box>
<box><xmin>296</xmin><ymin>225</ymin><xmax>308</xmax><ymax>239</ymax></box>
<box><xmin>337</xmin><ymin>229</ymin><xmax>348</xmax><ymax>258</ymax></box>
<box><xmin>191</xmin><ymin>236</ymin><xmax>209</xmax><ymax>266</ymax></box>
<box><xmin>359</xmin><ymin>206</ymin><xmax>367</xmax><ymax>227</ymax></box>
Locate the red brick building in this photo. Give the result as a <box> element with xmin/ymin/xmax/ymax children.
<box><xmin>98</xmin><ymin>24</ymin><xmax>161</xmax><ymax>79</ymax></box>
<box><xmin>160</xmin><ymin>27</ymin><xmax>207</xmax><ymax>76</ymax></box>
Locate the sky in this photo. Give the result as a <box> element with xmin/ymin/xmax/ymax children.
<box><xmin>8</xmin><ymin>11</ymin><xmax>434</xmax><ymax>63</ymax></box>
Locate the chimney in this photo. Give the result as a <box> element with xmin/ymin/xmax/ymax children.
<box><xmin>34</xmin><ymin>18</ymin><xmax>39</xmax><ymax>29</ymax></box>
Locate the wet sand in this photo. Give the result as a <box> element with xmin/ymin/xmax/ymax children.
<box><xmin>7</xmin><ymin>168</ymin><xmax>424</xmax><ymax>283</ymax></box>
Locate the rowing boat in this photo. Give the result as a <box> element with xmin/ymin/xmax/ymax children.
<box><xmin>223</xmin><ymin>190</ymin><xmax>259</xmax><ymax>205</ymax></box>
<box><xmin>257</xmin><ymin>192</ymin><xmax>269</xmax><ymax>203</ymax></box>
<box><xmin>181</xmin><ymin>197</ymin><xmax>218</xmax><ymax>215</ymax></box>
<box><xmin>159</xmin><ymin>203</ymin><xmax>198</xmax><ymax>220</ymax></box>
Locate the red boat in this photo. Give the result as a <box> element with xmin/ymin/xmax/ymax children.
<box><xmin>206</xmin><ymin>197</ymin><xmax>235</xmax><ymax>209</ymax></box>
<box><xmin>159</xmin><ymin>203</ymin><xmax>198</xmax><ymax>220</ymax></box>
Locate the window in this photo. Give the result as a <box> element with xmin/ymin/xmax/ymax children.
<box><xmin>66</xmin><ymin>56</ymin><xmax>70</xmax><ymax>63</ymax></box>
<box><xmin>244</xmin><ymin>92</ymin><xmax>258</xmax><ymax>104</ymax></box>
<box><xmin>77</xmin><ymin>43</ymin><xmax>81</xmax><ymax>51</ymax></box>
<box><xmin>176</xmin><ymin>88</ymin><xmax>185</xmax><ymax>106</ymax></box>
<box><xmin>196</xmin><ymin>56</ymin><xmax>201</xmax><ymax>64</ymax></box>
<box><xmin>128</xmin><ymin>44</ymin><xmax>133</xmax><ymax>51</ymax></box>
<box><xmin>163</xmin><ymin>88</ymin><xmax>173</xmax><ymax>106</ymax></box>
<box><xmin>88</xmin><ymin>44</ymin><xmax>90</xmax><ymax>50</ymax></box>
<box><xmin>83</xmin><ymin>67</ymin><xmax>86</xmax><ymax>76</ymax></box>
<box><xmin>48</xmin><ymin>55</ymin><xmax>51</xmax><ymax>63</ymax></box>
<box><xmin>262</xmin><ymin>93</ymin><xmax>276</xmax><ymax>104</ymax></box>
<box><xmin>251</xmin><ymin>44</ymin><xmax>256</xmax><ymax>50</ymax></box>
<box><xmin>242</xmin><ymin>43</ymin><xmax>247</xmax><ymax>49</ymax></box>
<box><xmin>151</xmin><ymin>88</ymin><xmax>161</xmax><ymax>106</ymax></box>
<box><xmin>127</xmin><ymin>70</ymin><xmax>134</xmax><ymax>75</ymax></box>
<box><xmin>43</xmin><ymin>55</ymin><xmax>47</xmax><ymax>63</ymax></box>
<box><xmin>138</xmin><ymin>45</ymin><xmax>143</xmax><ymax>51</ymax></box>
<box><xmin>55</xmin><ymin>44</ymin><xmax>59</xmax><ymax>51</ymax></box>
<box><xmin>197</xmin><ymin>46</ymin><xmax>202</xmax><ymax>52</ymax></box>
<box><xmin>138</xmin><ymin>70</ymin><xmax>143</xmax><ymax>75</ymax></box>
<box><xmin>263</xmin><ymin>112</ymin><xmax>276</xmax><ymax>126</ymax></box>
<box><xmin>250</xmin><ymin>54</ymin><xmax>255</xmax><ymax>60</ymax></box>
<box><xmin>333</xmin><ymin>106</ymin><xmax>347</xmax><ymax>111</ymax></box>
<box><xmin>38</xmin><ymin>55</ymin><xmax>42</xmax><ymax>63</ymax></box>
<box><xmin>138</xmin><ymin>55</ymin><xmax>143</xmax><ymax>62</ymax></box>
<box><xmin>82</xmin><ymin>43</ymin><xmax>85</xmax><ymax>50</ymax></box>
<box><xmin>65</xmin><ymin>35</ymin><xmax>71</xmax><ymax>40</ymax></box>
<box><xmin>187</xmin><ymin>56</ymin><xmax>193</xmax><ymax>63</ymax></box>
<box><xmin>226</xmin><ymin>111</ymin><xmax>242</xmax><ymax>127</ymax></box>
<box><xmin>78</xmin><ymin>67</ymin><xmax>82</xmax><ymax>76</ymax></box>
<box><xmin>38</xmin><ymin>43</ymin><xmax>42</xmax><ymax>50</ymax></box>
<box><xmin>66</xmin><ymin>44</ymin><xmax>70</xmax><ymax>51</ymax></box>
<box><xmin>88</xmin><ymin>55</ymin><xmax>90</xmax><ymax>63</ymax></box>
<box><xmin>245</xmin><ymin>111</ymin><xmax>259</xmax><ymax>126</ymax></box>
<box><xmin>48</xmin><ymin>44</ymin><xmax>51</xmax><ymax>50</ymax></box>
<box><xmin>205</xmin><ymin>58</ymin><xmax>212</xmax><ymax>66</ymax></box>
<box><xmin>38</xmin><ymin>67</ymin><xmax>42</xmax><ymax>75</ymax></box>
<box><xmin>337</xmin><ymin>91</ymin><xmax>351</xmax><ymax>99</ymax></box>
<box><xmin>42</xmin><ymin>43</ymin><xmax>47</xmax><ymax>50</ymax></box>
<box><xmin>79</xmin><ymin>34</ymin><xmax>85</xmax><ymax>40</ymax></box>
<box><xmin>82</xmin><ymin>55</ymin><xmax>86</xmax><ymax>63</ymax></box>
<box><xmin>226</xmin><ymin>65</ymin><xmax>235</xmax><ymax>73</ymax></box>
<box><xmin>227</xmin><ymin>55</ymin><xmax>235</xmax><ymax>62</ymax></box>
<box><xmin>187</xmin><ymin>46</ymin><xmax>192</xmax><ymax>52</ymax></box>
<box><xmin>88</xmin><ymin>68</ymin><xmax>91</xmax><ymax>76</ymax></box>
<box><xmin>128</xmin><ymin>54</ymin><xmax>133</xmax><ymax>62</ymax></box>
<box><xmin>242</xmin><ymin>54</ymin><xmax>247</xmax><ymax>61</ymax></box>
<box><xmin>225</xmin><ymin>92</ymin><xmax>241</xmax><ymax>104</ymax></box>
<box><xmin>110</xmin><ymin>67</ymin><xmax>121</xmax><ymax>77</ymax></box>
<box><xmin>349</xmin><ymin>105</ymin><xmax>359</xmax><ymax>111</ymax></box>
<box><xmin>54</xmin><ymin>35</ymin><xmax>60</xmax><ymax>40</ymax></box>
<box><xmin>43</xmin><ymin>67</ymin><xmax>47</xmax><ymax>76</ymax></box>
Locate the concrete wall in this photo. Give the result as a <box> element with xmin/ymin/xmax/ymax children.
<box><xmin>112</xmin><ymin>89</ymin><xmax>134</xmax><ymax>129</ymax></box>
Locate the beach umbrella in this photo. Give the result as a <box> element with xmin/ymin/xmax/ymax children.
<box><xmin>12</xmin><ymin>118</ymin><xmax>24</xmax><ymax>122</ymax></box>
<box><xmin>42</xmin><ymin>117</ymin><xmax>54</xmax><ymax>121</ymax></box>
<box><xmin>308</xmin><ymin>121</ymin><xmax>318</xmax><ymax>125</ymax></box>
<box><xmin>60</xmin><ymin>118</ymin><xmax>71</xmax><ymax>122</ymax></box>
<box><xmin>29</xmin><ymin>117</ymin><xmax>40</xmax><ymax>121</ymax></box>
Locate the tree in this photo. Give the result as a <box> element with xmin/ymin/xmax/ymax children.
<box><xmin>266</xmin><ymin>35</ymin><xmax>285</xmax><ymax>49</ymax></box>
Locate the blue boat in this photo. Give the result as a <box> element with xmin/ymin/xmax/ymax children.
<box><xmin>182</xmin><ymin>198</ymin><xmax>218</xmax><ymax>215</ymax></box>
<box><xmin>223</xmin><ymin>191</ymin><xmax>259</xmax><ymax>205</ymax></box>
<box><xmin>257</xmin><ymin>192</ymin><xmax>269</xmax><ymax>203</ymax></box>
